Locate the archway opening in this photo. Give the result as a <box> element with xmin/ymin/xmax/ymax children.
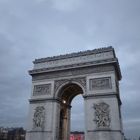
<box><xmin>58</xmin><ymin>83</ymin><xmax>84</xmax><ymax>140</ymax></box>
<box><xmin>71</xmin><ymin>95</ymin><xmax>85</xmax><ymax>139</ymax></box>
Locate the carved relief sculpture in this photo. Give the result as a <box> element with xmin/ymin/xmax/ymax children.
<box><xmin>54</xmin><ymin>79</ymin><xmax>68</xmax><ymax>93</ymax></box>
<box><xmin>54</xmin><ymin>77</ymin><xmax>86</xmax><ymax>93</ymax></box>
<box><xmin>33</xmin><ymin>84</ymin><xmax>51</xmax><ymax>96</ymax></box>
<box><xmin>90</xmin><ymin>77</ymin><xmax>111</xmax><ymax>90</ymax></box>
<box><xmin>32</xmin><ymin>65</ymin><xmax>115</xmax><ymax>81</ymax></box>
<box><xmin>33</xmin><ymin>106</ymin><xmax>45</xmax><ymax>130</ymax></box>
<box><xmin>93</xmin><ymin>102</ymin><xmax>110</xmax><ymax>128</ymax></box>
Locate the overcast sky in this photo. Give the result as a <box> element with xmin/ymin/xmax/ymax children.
<box><xmin>0</xmin><ymin>0</ymin><xmax>140</xmax><ymax>139</ymax></box>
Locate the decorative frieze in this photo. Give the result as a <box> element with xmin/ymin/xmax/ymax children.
<box><xmin>89</xmin><ymin>77</ymin><xmax>112</xmax><ymax>90</ymax></box>
<box><xmin>30</xmin><ymin>58</ymin><xmax>116</xmax><ymax>75</ymax></box>
<box><xmin>33</xmin><ymin>106</ymin><xmax>45</xmax><ymax>130</ymax></box>
<box><xmin>34</xmin><ymin>46</ymin><xmax>113</xmax><ymax>63</ymax></box>
<box><xmin>93</xmin><ymin>102</ymin><xmax>110</xmax><ymax>128</ymax></box>
<box><xmin>54</xmin><ymin>77</ymin><xmax>86</xmax><ymax>93</ymax></box>
<box><xmin>32</xmin><ymin>65</ymin><xmax>115</xmax><ymax>81</ymax></box>
<box><xmin>73</xmin><ymin>77</ymin><xmax>86</xmax><ymax>89</ymax></box>
<box><xmin>54</xmin><ymin>79</ymin><xmax>68</xmax><ymax>93</ymax></box>
<box><xmin>33</xmin><ymin>84</ymin><xmax>51</xmax><ymax>96</ymax></box>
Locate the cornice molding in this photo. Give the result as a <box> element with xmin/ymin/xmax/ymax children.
<box><xmin>30</xmin><ymin>58</ymin><xmax>116</xmax><ymax>73</ymax></box>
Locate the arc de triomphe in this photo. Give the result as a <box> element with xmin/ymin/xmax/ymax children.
<box><xmin>26</xmin><ymin>47</ymin><xmax>124</xmax><ymax>140</ymax></box>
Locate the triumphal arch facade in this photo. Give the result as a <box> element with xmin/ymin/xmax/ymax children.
<box><xmin>26</xmin><ymin>47</ymin><xmax>124</xmax><ymax>140</ymax></box>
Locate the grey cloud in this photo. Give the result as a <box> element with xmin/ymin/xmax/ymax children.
<box><xmin>0</xmin><ymin>0</ymin><xmax>140</xmax><ymax>139</ymax></box>
<box><xmin>51</xmin><ymin>0</ymin><xmax>84</xmax><ymax>12</ymax></box>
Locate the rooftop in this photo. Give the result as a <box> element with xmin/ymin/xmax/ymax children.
<box><xmin>34</xmin><ymin>46</ymin><xmax>114</xmax><ymax>64</ymax></box>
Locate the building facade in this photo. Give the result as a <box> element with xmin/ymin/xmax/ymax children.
<box><xmin>0</xmin><ymin>127</ymin><xmax>25</xmax><ymax>140</ymax></box>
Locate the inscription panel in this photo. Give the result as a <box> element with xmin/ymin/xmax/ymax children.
<box><xmin>89</xmin><ymin>77</ymin><xmax>111</xmax><ymax>90</ymax></box>
<box><xmin>33</xmin><ymin>84</ymin><xmax>51</xmax><ymax>96</ymax></box>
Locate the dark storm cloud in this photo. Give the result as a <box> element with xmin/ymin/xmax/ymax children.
<box><xmin>0</xmin><ymin>0</ymin><xmax>140</xmax><ymax>139</ymax></box>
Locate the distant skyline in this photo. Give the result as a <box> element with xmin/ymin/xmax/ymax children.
<box><xmin>0</xmin><ymin>0</ymin><xmax>140</xmax><ymax>139</ymax></box>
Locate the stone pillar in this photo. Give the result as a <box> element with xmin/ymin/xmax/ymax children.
<box><xmin>25</xmin><ymin>81</ymin><xmax>61</xmax><ymax>140</ymax></box>
<box><xmin>84</xmin><ymin>72</ymin><xmax>124</xmax><ymax>140</ymax></box>
<box><xmin>26</xmin><ymin>101</ymin><xmax>56</xmax><ymax>140</ymax></box>
<box><xmin>52</xmin><ymin>101</ymin><xmax>61</xmax><ymax>140</ymax></box>
<box><xmin>65</xmin><ymin>107</ymin><xmax>71</xmax><ymax>140</ymax></box>
<box><xmin>67</xmin><ymin>107</ymin><xmax>71</xmax><ymax>140</ymax></box>
<box><xmin>58</xmin><ymin>104</ymin><xmax>71</xmax><ymax>140</ymax></box>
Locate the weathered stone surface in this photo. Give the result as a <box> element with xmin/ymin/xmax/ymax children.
<box><xmin>93</xmin><ymin>102</ymin><xmax>110</xmax><ymax>128</ymax></box>
<box><xmin>33</xmin><ymin>84</ymin><xmax>51</xmax><ymax>96</ymax></box>
<box><xmin>89</xmin><ymin>77</ymin><xmax>112</xmax><ymax>90</ymax></box>
<box><xmin>34</xmin><ymin>46</ymin><xmax>113</xmax><ymax>64</ymax></box>
<box><xmin>32</xmin><ymin>65</ymin><xmax>115</xmax><ymax>81</ymax></box>
<box><xmin>54</xmin><ymin>77</ymin><xmax>86</xmax><ymax>93</ymax></box>
<box><xmin>26</xmin><ymin>47</ymin><xmax>124</xmax><ymax>140</ymax></box>
<box><xmin>33</xmin><ymin>106</ymin><xmax>45</xmax><ymax>130</ymax></box>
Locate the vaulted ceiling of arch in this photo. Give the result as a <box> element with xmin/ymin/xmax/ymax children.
<box><xmin>61</xmin><ymin>84</ymin><xmax>83</xmax><ymax>104</ymax></box>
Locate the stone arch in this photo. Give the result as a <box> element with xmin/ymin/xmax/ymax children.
<box><xmin>56</xmin><ymin>82</ymin><xmax>85</xmax><ymax>140</ymax></box>
<box><xmin>26</xmin><ymin>47</ymin><xmax>124</xmax><ymax>140</ymax></box>
<box><xmin>55</xmin><ymin>79</ymin><xmax>86</xmax><ymax>101</ymax></box>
